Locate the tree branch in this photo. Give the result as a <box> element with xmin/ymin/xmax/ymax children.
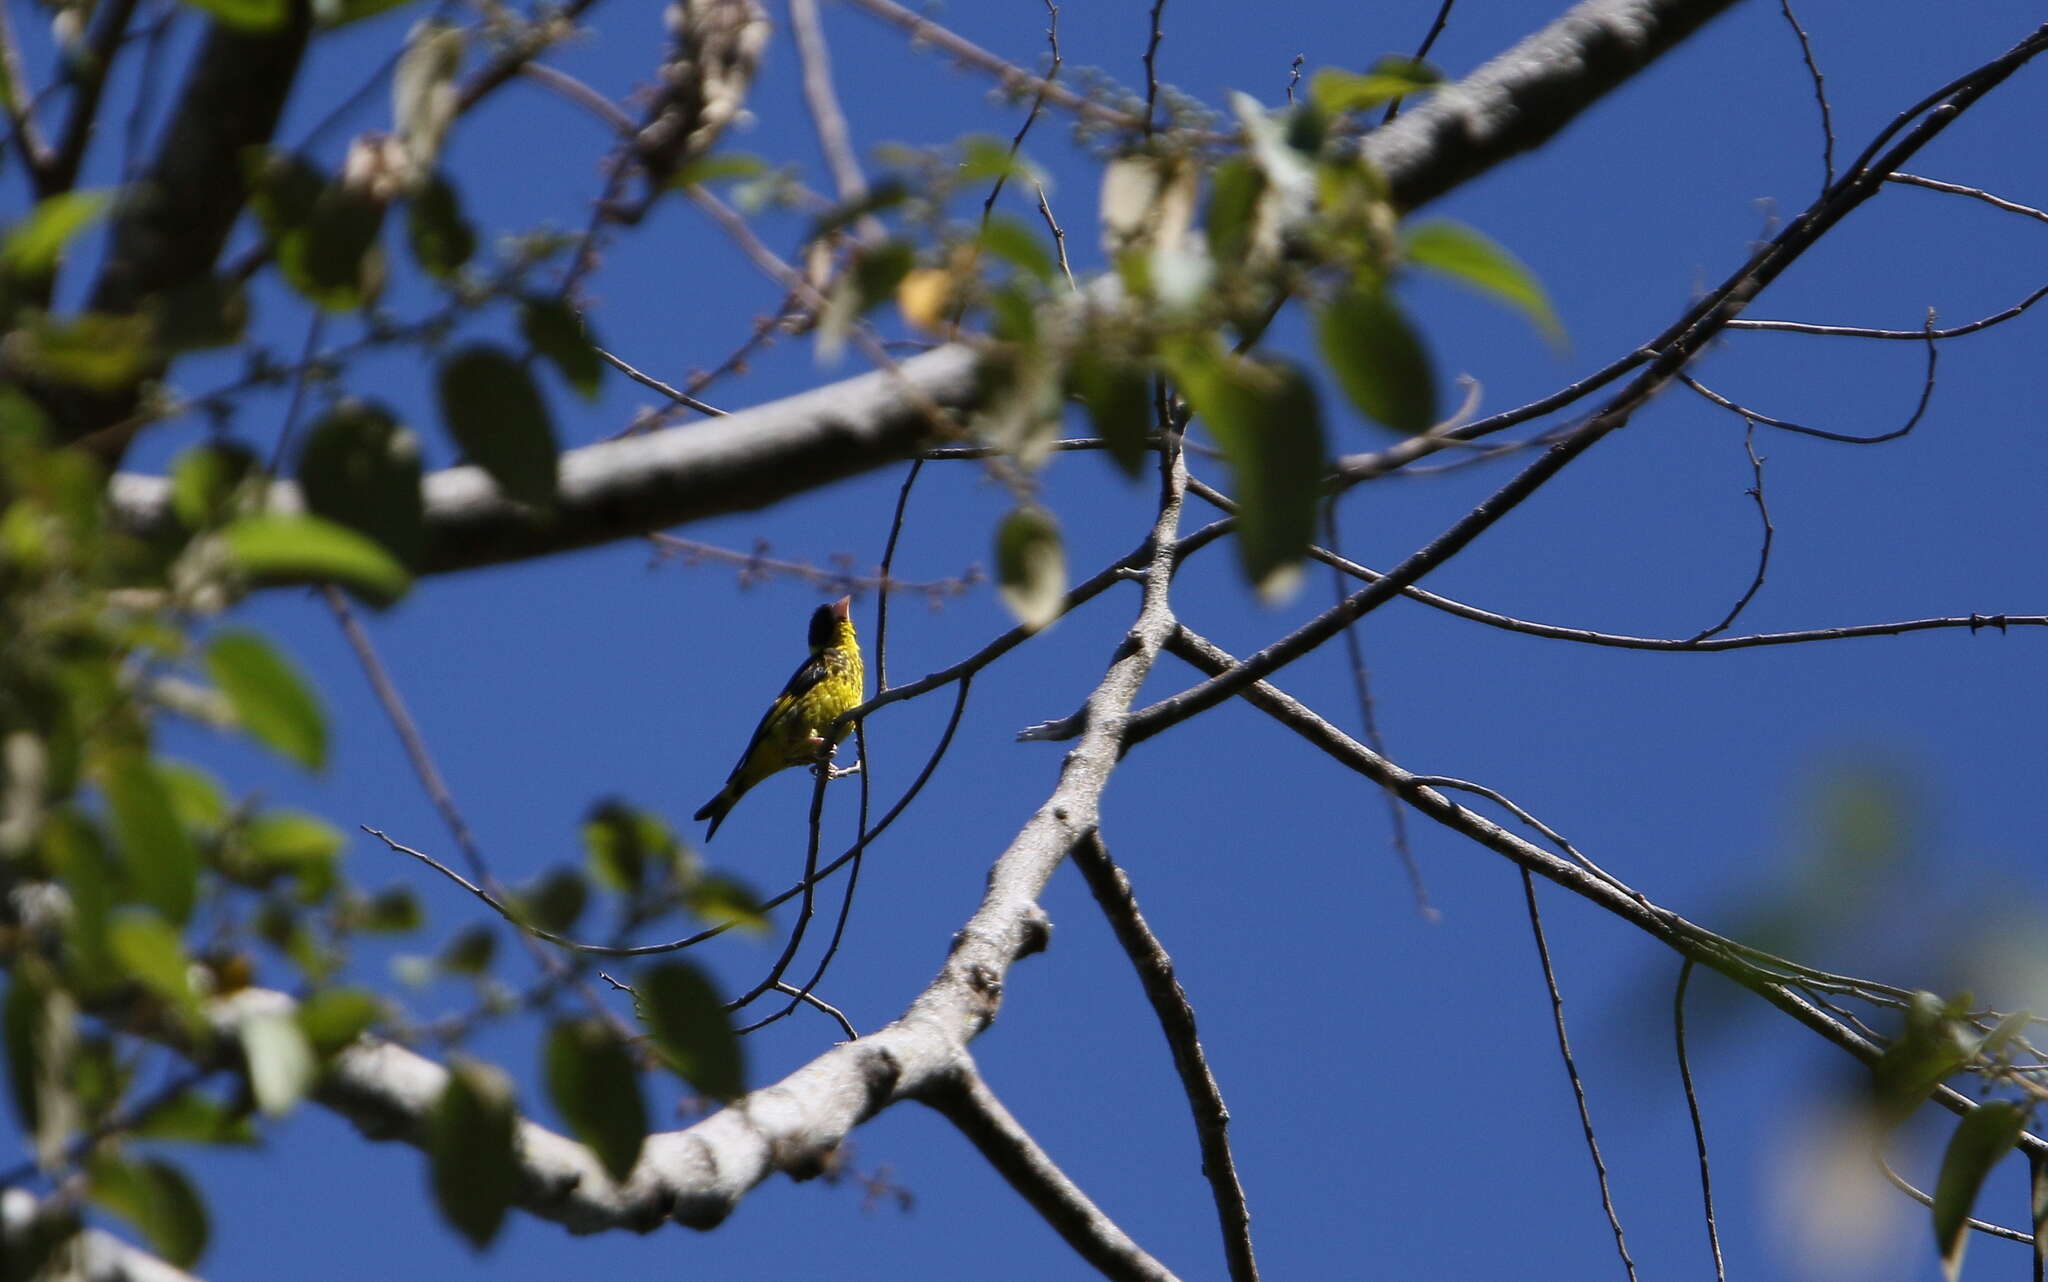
<box><xmin>0</xmin><ymin>1188</ymin><xmax>205</xmax><ymax>1282</ymax></box>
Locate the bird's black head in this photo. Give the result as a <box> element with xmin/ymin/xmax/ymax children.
<box><xmin>808</xmin><ymin>595</ymin><xmax>852</xmax><ymax>649</ymax></box>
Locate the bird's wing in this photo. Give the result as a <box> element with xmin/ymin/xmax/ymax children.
<box><xmin>722</xmin><ymin>651</ymin><xmax>833</xmax><ymax>777</ymax></box>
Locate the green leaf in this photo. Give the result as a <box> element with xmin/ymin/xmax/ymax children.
<box><xmin>297</xmin><ymin>401</ymin><xmax>426</xmax><ymax>566</ymax></box>
<box><xmin>1404</xmin><ymin>219</ymin><xmax>1563</xmax><ymax>347</ymax></box>
<box><xmin>438</xmin><ymin>924</ymin><xmax>496</xmax><ymax>975</ymax></box>
<box><xmin>685</xmin><ymin>875</ymin><xmax>768</xmax><ymax>936</ymax></box>
<box><xmin>88</xmin><ymin>1154</ymin><xmax>210</xmax><ymax>1267</ymax></box>
<box><xmin>808</xmin><ymin>177</ymin><xmax>908</xmax><ymax>239</ymax></box>
<box><xmin>583</xmin><ymin>800</ymin><xmax>678</xmax><ymax>893</ymax></box>
<box><xmin>107</xmin><ymin>910</ymin><xmax>200</xmax><ymax>1026</ymax></box>
<box><xmin>1205</xmin><ymin>155</ymin><xmax>1267</xmax><ymax>268</ymax></box>
<box><xmin>3</xmin><ymin>310</ymin><xmax>157</xmax><ymax>391</ymax></box>
<box><xmin>295</xmin><ymin>987</ymin><xmax>380</xmax><ymax>1057</ymax></box>
<box><xmin>1934</xmin><ymin>1100</ymin><xmax>2028</xmax><ymax>1281</ymax></box>
<box><xmin>1316</xmin><ymin>286</ymin><xmax>1438</xmax><ymax>435</ymax></box>
<box><xmin>277</xmin><ymin>186</ymin><xmax>387</xmax><ymax>312</ymax></box>
<box><xmin>238</xmin><ymin>1008</ymin><xmax>316</xmax><ymax>1117</ymax></box>
<box><xmin>430</xmin><ymin>1058</ymin><xmax>520</xmax><ymax>1249</ymax></box>
<box><xmin>1</xmin><ymin>190</ymin><xmax>112</xmax><ymax>281</ymax></box>
<box><xmin>957</xmin><ymin>135</ymin><xmax>1042</xmax><ymax>186</ymax></box>
<box><xmin>356</xmin><ymin>885</ymin><xmax>423</xmax><ymax>933</ymax></box>
<box><xmin>101</xmin><ymin>757</ymin><xmax>201</xmax><ymax>923</ymax></box>
<box><xmin>1067</xmin><ymin>351</ymin><xmax>1152</xmax><ymax>479</ymax></box>
<box><xmin>520</xmin><ymin>297</ymin><xmax>604</xmax><ymax>401</ymax></box>
<box><xmin>436</xmin><ymin>344</ymin><xmax>558</xmax><ymax>507</ymax></box>
<box><xmin>544</xmin><ymin>1019</ymin><xmax>647</xmax><ymax>1183</ymax></box>
<box><xmin>157</xmin><ymin>764</ymin><xmax>229</xmax><ymax>836</ymax></box>
<box><xmin>977</xmin><ymin>215</ymin><xmax>1054</xmax><ymax>284</ymax></box>
<box><xmin>635</xmin><ymin>962</ymin><xmax>743</xmax><ymax>1102</ymax></box>
<box><xmin>4</xmin><ymin>968</ymin><xmax>77</xmax><ymax>1167</ymax></box>
<box><xmin>131</xmin><ymin>1092</ymin><xmax>257</xmax><ymax>1144</ymax></box>
<box><xmin>148</xmin><ymin>275</ymin><xmax>250</xmax><ymax>353</ymax></box>
<box><xmin>668</xmin><ymin>152</ymin><xmax>768</xmax><ymax>188</ymax></box>
<box><xmin>513</xmin><ymin>869</ymin><xmax>588</xmax><ymax>936</ymax></box>
<box><xmin>206</xmin><ymin>630</ymin><xmax>327</xmax><ymax>770</ymax></box>
<box><xmin>220</xmin><ymin>513</ymin><xmax>412</xmax><ymax>605</ymax></box>
<box><xmin>1309</xmin><ymin>57</ymin><xmax>1443</xmax><ymax>115</ymax></box>
<box><xmin>1162</xmin><ymin>340</ymin><xmax>1326</xmax><ymax>600</ymax></box>
<box><xmin>1872</xmin><ymin>991</ymin><xmax>1976</xmax><ymax>1126</ymax></box>
<box><xmin>169</xmin><ymin>442</ymin><xmax>258</xmax><ymax>530</ymax></box>
<box><xmin>245</xmin><ymin>151</ymin><xmax>325</xmax><ymax>237</ymax></box>
<box><xmin>405</xmin><ymin>173</ymin><xmax>476</xmax><ymax>280</ymax></box>
<box><xmin>995</xmin><ymin>504</ymin><xmax>1065</xmax><ymax>632</ymax></box>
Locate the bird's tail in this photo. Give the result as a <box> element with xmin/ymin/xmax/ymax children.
<box><xmin>694</xmin><ymin>786</ymin><xmax>736</xmax><ymax>841</ymax></box>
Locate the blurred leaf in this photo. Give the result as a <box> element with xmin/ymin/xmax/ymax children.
<box><xmin>1872</xmin><ymin>991</ymin><xmax>1975</xmax><ymax>1126</ymax></box>
<box><xmin>107</xmin><ymin>910</ymin><xmax>200</xmax><ymax>1026</ymax></box>
<box><xmin>133</xmin><ymin>1092</ymin><xmax>256</xmax><ymax>1145</ymax></box>
<box><xmin>1935</xmin><ymin>1100</ymin><xmax>2027</xmax><ymax>1281</ymax></box>
<box><xmin>1</xmin><ymin>190</ymin><xmax>111</xmax><ymax>281</ymax></box>
<box><xmin>635</xmin><ymin>961</ymin><xmax>743</xmax><ymax>1101</ymax></box>
<box><xmin>808</xmin><ymin>177</ymin><xmax>908</xmax><ymax>239</ymax></box>
<box><xmin>895</xmin><ymin>268</ymin><xmax>954</xmax><ymax>335</ymax></box>
<box><xmin>220</xmin><ymin>513</ymin><xmax>412</xmax><ymax>605</ymax></box>
<box><xmin>241</xmin><ymin>810</ymin><xmax>345</xmax><ymax>883</ymax></box>
<box><xmin>1067</xmin><ymin>350</ymin><xmax>1151</xmax><ymax>479</ymax></box>
<box><xmin>172</xmin><ymin>0</ymin><xmax>284</xmax><ymax>29</ymax></box>
<box><xmin>169</xmin><ymin>442</ymin><xmax>258</xmax><ymax>530</ymax></box>
<box><xmin>994</xmin><ymin>504</ymin><xmax>1065</xmax><ymax>632</ymax></box>
<box><xmin>583</xmin><ymin>800</ymin><xmax>677</xmax><ymax>893</ymax></box>
<box><xmin>357</xmin><ymin>885</ymin><xmax>423</xmax><ymax>933</ymax></box>
<box><xmin>406</xmin><ymin>173</ymin><xmax>475</xmax><ymax>280</ymax></box>
<box><xmin>295</xmin><ymin>987</ymin><xmax>379</xmax><ymax>1057</ymax></box>
<box><xmin>1099</xmin><ymin>152</ymin><xmax>1197</xmax><ymax>258</ymax></box>
<box><xmin>520</xmin><ymin>297</ymin><xmax>604</xmax><ymax>401</ymax></box>
<box><xmin>101</xmin><ymin>756</ymin><xmax>201</xmax><ymax>923</ymax></box>
<box><xmin>1205</xmin><ymin>155</ymin><xmax>1267</xmax><ymax>269</ymax></box>
<box><xmin>1231</xmin><ymin>92</ymin><xmax>1314</xmax><ymax>214</ymax></box>
<box><xmin>668</xmin><ymin>152</ymin><xmax>768</xmax><ymax>187</ymax></box>
<box><xmin>513</xmin><ymin>869</ymin><xmax>588</xmax><ymax>936</ymax></box>
<box><xmin>2033</xmin><ymin>1154</ymin><xmax>2048</xmax><ymax>1278</ymax></box>
<box><xmin>438</xmin><ymin>924</ymin><xmax>496</xmax><ymax>975</ymax></box>
<box><xmin>1309</xmin><ymin>57</ymin><xmax>1443</xmax><ymax>115</ymax></box>
<box><xmin>1977</xmin><ymin>1009</ymin><xmax>2032</xmax><ymax>1063</ymax></box>
<box><xmin>544</xmin><ymin>1019</ymin><xmax>647</xmax><ymax>1183</ymax></box>
<box><xmin>297</xmin><ymin>401</ymin><xmax>426</xmax><ymax>565</ymax></box>
<box><xmin>44</xmin><ymin>810</ymin><xmax>118</xmax><ymax>989</ymax></box>
<box><xmin>1317</xmin><ymin>285</ymin><xmax>1437</xmax><ymax>434</ymax></box>
<box><xmin>1162</xmin><ymin>339</ymin><xmax>1325</xmax><ymax>600</ymax></box>
<box><xmin>686</xmin><ymin>874</ymin><xmax>768</xmax><ymax>936</ymax></box>
<box><xmin>3</xmin><ymin>311</ymin><xmax>157</xmax><ymax>390</ymax></box>
<box><xmin>3</xmin><ymin>968</ymin><xmax>76</xmax><ymax>1168</ymax></box>
<box><xmin>977</xmin><ymin>215</ymin><xmax>1053</xmax><ymax>284</ymax></box>
<box><xmin>278</xmin><ymin>187</ymin><xmax>386</xmax><ymax>312</ymax></box>
<box><xmin>205</xmin><ymin>630</ymin><xmax>326</xmax><ymax>770</ymax></box>
<box><xmin>88</xmin><ymin>1154</ymin><xmax>209</xmax><ymax>1267</ymax></box>
<box><xmin>157</xmin><ymin>763</ymin><xmax>228</xmax><ymax>834</ymax></box>
<box><xmin>430</xmin><ymin>1058</ymin><xmax>519</xmax><ymax>1249</ymax></box>
<box><xmin>957</xmin><ymin>135</ymin><xmax>1042</xmax><ymax>186</ymax></box>
<box><xmin>238</xmin><ymin>1008</ymin><xmax>316</xmax><ymax>1117</ymax></box>
<box><xmin>148</xmin><ymin>275</ymin><xmax>250</xmax><ymax>353</ymax></box>
<box><xmin>246</xmin><ymin>151</ymin><xmax>325</xmax><ymax>237</ymax></box>
<box><xmin>1404</xmin><ymin>219</ymin><xmax>1563</xmax><ymax>346</ymax></box>
<box><xmin>436</xmin><ymin>344</ymin><xmax>558</xmax><ymax>507</ymax></box>
<box><xmin>392</xmin><ymin>21</ymin><xmax>463</xmax><ymax>175</ymax></box>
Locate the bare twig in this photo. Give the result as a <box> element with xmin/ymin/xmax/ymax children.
<box><xmin>1686</xmin><ymin>423</ymin><xmax>1774</xmax><ymax>643</ymax></box>
<box><xmin>1777</xmin><ymin>0</ymin><xmax>1834</xmax><ymax>190</ymax></box>
<box><xmin>1381</xmin><ymin>0</ymin><xmax>1456</xmax><ymax>125</ymax></box>
<box><xmin>1071</xmin><ymin>832</ymin><xmax>1258</xmax><ymax>1282</ymax></box>
<box><xmin>1674</xmin><ymin>961</ymin><xmax>1728</xmax><ymax>1282</ymax></box>
<box><xmin>595</xmin><ymin>346</ymin><xmax>727</xmax><ymax>416</ymax></box>
<box><xmin>1887</xmin><ymin>170</ymin><xmax>2048</xmax><ymax>225</ymax></box>
<box><xmin>1726</xmin><ymin>282</ymin><xmax>2048</xmax><ymax>339</ymax></box>
<box><xmin>1678</xmin><ymin>320</ymin><xmax>1936</xmax><ymax>445</ymax></box>
<box><xmin>1142</xmin><ymin>1</ymin><xmax>1167</xmax><ymax>134</ymax></box>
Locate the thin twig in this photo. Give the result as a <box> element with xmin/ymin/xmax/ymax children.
<box><xmin>790</xmin><ymin>0</ymin><xmax>874</xmax><ymax>220</ymax></box>
<box><xmin>1686</xmin><ymin>423</ymin><xmax>1774</xmax><ymax>643</ymax></box>
<box><xmin>267</xmin><ymin>313</ymin><xmax>326</xmax><ymax>476</ymax></box>
<box><xmin>1321</xmin><ymin>504</ymin><xmax>1432</xmax><ymax>920</ymax></box>
<box><xmin>1141</xmin><ymin>0</ymin><xmax>1166</xmax><ymax>135</ymax></box>
<box><xmin>1777</xmin><ymin>0</ymin><xmax>1834</xmax><ymax>190</ymax></box>
<box><xmin>1381</xmin><ymin>0</ymin><xmax>1455</xmax><ymax>125</ymax></box>
<box><xmin>1034</xmin><ymin>182</ymin><xmax>1075</xmax><ymax>291</ymax></box>
<box><xmin>1878</xmin><ymin>1154</ymin><xmax>2034</xmax><ymax>1244</ymax></box>
<box><xmin>1674</xmin><ymin>960</ymin><xmax>1727</xmax><ymax>1282</ymax></box>
<box><xmin>1521</xmin><ymin>868</ymin><xmax>1639</xmax><ymax>1282</ymax></box>
<box><xmin>595</xmin><ymin>346</ymin><xmax>727</xmax><ymax>416</ymax></box>
<box><xmin>1678</xmin><ymin>320</ymin><xmax>1937</xmax><ymax>445</ymax></box>
<box><xmin>1071</xmin><ymin>832</ymin><xmax>1258</xmax><ymax>1282</ymax></box>
<box><xmin>1726</xmin><ymin>282</ymin><xmax>2048</xmax><ymax>339</ymax></box>
<box><xmin>1887</xmin><ymin>171</ymin><xmax>2048</xmax><ymax>226</ymax></box>
<box><xmin>646</xmin><ymin>529</ymin><xmax>975</xmax><ymax>601</ymax></box>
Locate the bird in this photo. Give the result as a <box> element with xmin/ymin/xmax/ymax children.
<box><xmin>694</xmin><ymin>595</ymin><xmax>866</xmax><ymax>840</ymax></box>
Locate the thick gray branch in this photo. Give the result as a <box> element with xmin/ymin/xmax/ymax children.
<box><xmin>1361</xmin><ymin>0</ymin><xmax>1744</xmax><ymax>211</ymax></box>
<box><xmin>0</xmin><ymin>1189</ymin><xmax>205</xmax><ymax>1282</ymax></box>
<box><xmin>107</xmin><ymin>346</ymin><xmax>984</xmax><ymax>575</ymax></box>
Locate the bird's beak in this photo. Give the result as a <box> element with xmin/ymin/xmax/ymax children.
<box><xmin>830</xmin><ymin>595</ymin><xmax>851</xmax><ymax>622</ymax></box>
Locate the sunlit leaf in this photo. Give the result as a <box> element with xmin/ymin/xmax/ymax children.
<box><xmin>107</xmin><ymin>910</ymin><xmax>200</xmax><ymax>1026</ymax></box>
<box><xmin>430</xmin><ymin>1058</ymin><xmax>519</xmax><ymax>1248</ymax></box>
<box><xmin>513</xmin><ymin>869</ymin><xmax>588</xmax><ymax>936</ymax></box>
<box><xmin>393</xmin><ymin>21</ymin><xmax>463</xmax><ymax>175</ymax></box>
<box><xmin>1099</xmin><ymin>152</ymin><xmax>1197</xmax><ymax>258</ymax></box>
<box><xmin>296</xmin><ymin>987</ymin><xmax>380</xmax><ymax>1057</ymax></box>
<box><xmin>1316</xmin><ymin>285</ymin><xmax>1438</xmax><ymax>434</ymax></box>
<box><xmin>685</xmin><ymin>875</ymin><xmax>768</xmax><ymax>936</ymax></box>
<box><xmin>3</xmin><ymin>311</ymin><xmax>157</xmax><ymax>390</ymax></box>
<box><xmin>1309</xmin><ymin>57</ymin><xmax>1443</xmax><ymax>115</ymax></box>
<box><xmin>978</xmin><ymin>215</ymin><xmax>1054</xmax><ymax>284</ymax></box>
<box><xmin>220</xmin><ymin>513</ymin><xmax>412</xmax><ymax>605</ymax></box>
<box><xmin>131</xmin><ymin>1092</ymin><xmax>257</xmax><ymax>1145</ymax></box>
<box><xmin>237</xmin><ymin>1009</ymin><xmax>316</xmax><ymax>1117</ymax></box>
<box><xmin>635</xmin><ymin>962</ymin><xmax>743</xmax><ymax>1102</ymax></box>
<box><xmin>583</xmin><ymin>800</ymin><xmax>678</xmax><ymax>893</ymax></box>
<box><xmin>1404</xmin><ymin>219</ymin><xmax>1563</xmax><ymax>346</ymax></box>
<box><xmin>436</xmin><ymin>344</ymin><xmax>558</xmax><ymax>507</ymax></box>
<box><xmin>544</xmin><ymin>1019</ymin><xmax>647</xmax><ymax>1183</ymax></box>
<box><xmin>313</xmin><ymin>0</ymin><xmax>418</xmax><ymax>24</ymax></box>
<box><xmin>206</xmin><ymin>629</ymin><xmax>327</xmax><ymax>770</ymax></box>
<box><xmin>297</xmin><ymin>401</ymin><xmax>426</xmax><ymax>566</ymax></box>
<box><xmin>1934</xmin><ymin>1100</ymin><xmax>2028</xmax><ymax>1282</ymax></box>
<box><xmin>995</xmin><ymin>504</ymin><xmax>1065</xmax><ymax>632</ymax></box>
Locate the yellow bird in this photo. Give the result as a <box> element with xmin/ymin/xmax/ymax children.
<box><xmin>694</xmin><ymin>596</ymin><xmax>866</xmax><ymax>840</ymax></box>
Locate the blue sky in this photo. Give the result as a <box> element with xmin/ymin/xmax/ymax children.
<box><xmin>12</xmin><ymin>0</ymin><xmax>2048</xmax><ymax>1278</ymax></box>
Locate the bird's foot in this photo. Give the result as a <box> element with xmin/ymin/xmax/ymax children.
<box><xmin>812</xmin><ymin>758</ymin><xmax>862</xmax><ymax>781</ymax></box>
